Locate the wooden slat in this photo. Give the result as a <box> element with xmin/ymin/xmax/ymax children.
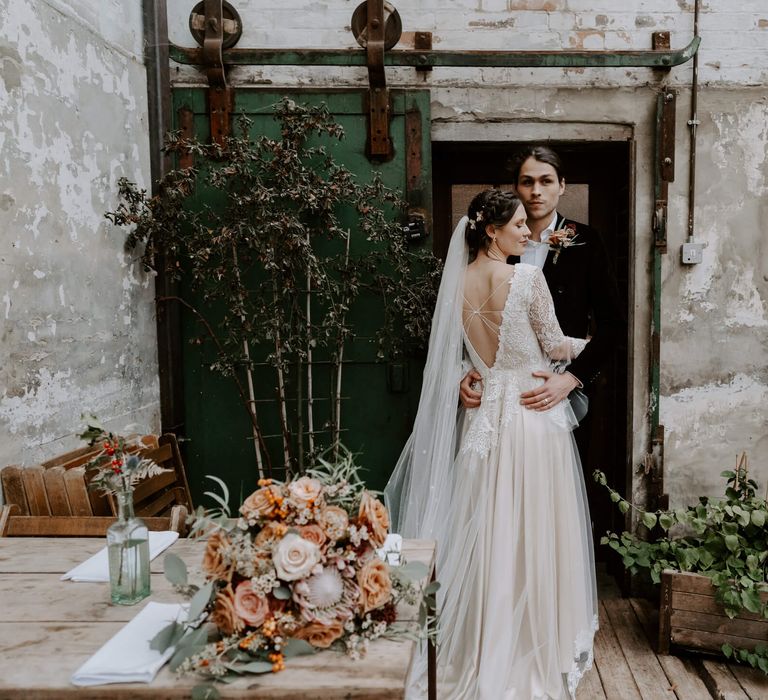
<box><xmin>671</xmin><ymin>609</ymin><xmax>768</xmax><ymax>643</ymax></box>
<box><xmin>673</xmin><ymin>591</ymin><xmax>766</xmax><ymax>622</ymax></box>
<box><xmin>136</xmin><ymin>487</ymin><xmax>182</xmax><ymax>518</ymax></box>
<box><xmin>0</xmin><ymin>505</ymin><xmax>15</xmax><ymax>537</ymax></box>
<box><xmin>576</xmin><ymin>664</ymin><xmax>606</xmax><ymax>699</ymax></box>
<box><xmin>630</xmin><ymin>598</ymin><xmax>712</xmax><ymax>700</ymax></box>
<box><xmin>602</xmin><ymin>597</ymin><xmax>677</xmax><ymax>700</ymax></box>
<box><xmin>672</xmin><ymin>627</ymin><xmax>768</xmax><ymax>654</ymax></box>
<box><xmin>62</xmin><ymin>467</ymin><xmax>92</xmax><ymax>516</ymax></box>
<box><xmin>698</xmin><ymin>659</ymin><xmax>750</xmax><ymax>700</ymax></box>
<box><xmin>0</xmin><ymin>466</ymin><xmax>29</xmax><ymax>515</ymax></box>
<box><xmin>20</xmin><ymin>467</ymin><xmax>50</xmax><ymax>516</ymax></box>
<box><xmin>159</xmin><ymin>433</ymin><xmax>193</xmax><ymax>510</ymax></box>
<box><xmin>3</xmin><ymin>514</ymin><xmax>183</xmax><ymax>537</ymax></box>
<box><xmin>42</xmin><ymin>467</ymin><xmax>71</xmax><ymax>516</ymax></box>
<box><xmin>594</xmin><ymin>601</ymin><xmax>643</xmax><ymax>699</ymax></box>
<box><xmin>88</xmin><ymin>484</ymin><xmax>112</xmax><ymax>516</ymax></box>
<box><xmin>39</xmin><ymin>443</ymin><xmax>98</xmax><ymax>469</ymax></box>
<box><xmin>669</xmin><ymin>570</ymin><xmax>768</xmax><ymax>603</ymax></box>
<box><xmin>132</xmin><ymin>469</ymin><xmax>177</xmax><ymax>504</ymax></box>
<box><xmin>729</xmin><ymin>663</ymin><xmax>768</xmax><ymax>699</ymax></box>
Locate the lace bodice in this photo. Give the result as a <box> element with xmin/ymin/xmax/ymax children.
<box><xmin>464</xmin><ymin>264</ymin><xmax>586</xmax><ymax>374</ymax></box>
<box><xmin>461</xmin><ymin>264</ymin><xmax>588</xmax><ymax>456</ymax></box>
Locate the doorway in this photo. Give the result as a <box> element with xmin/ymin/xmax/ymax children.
<box><xmin>432</xmin><ymin>140</ymin><xmax>633</xmax><ymax>565</ymax></box>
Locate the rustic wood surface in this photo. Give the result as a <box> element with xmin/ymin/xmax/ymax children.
<box><xmin>0</xmin><ymin>537</ymin><xmax>435</xmax><ymax>699</ymax></box>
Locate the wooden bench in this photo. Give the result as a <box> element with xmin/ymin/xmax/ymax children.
<box><xmin>0</xmin><ymin>503</ymin><xmax>188</xmax><ymax>537</ymax></box>
<box><xmin>0</xmin><ymin>434</ymin><xmax>192</xmax><ymax>536</ymax></box>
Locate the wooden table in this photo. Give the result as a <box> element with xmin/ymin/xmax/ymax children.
<box><xmin>0</xmin><ymin>537</ymin><xmax>436</xmax><ymax>699</ymax></box>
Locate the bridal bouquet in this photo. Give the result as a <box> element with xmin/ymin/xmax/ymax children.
<box><xmin>153</xmin><ymin>453</ymin><xmax>435</xmax><ymax>685</ymax></box>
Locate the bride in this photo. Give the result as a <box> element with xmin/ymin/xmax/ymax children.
<box><xmin>385</xmin><ymin>189</ymin><xmax>597</xmax><ymax>699</ymax></box>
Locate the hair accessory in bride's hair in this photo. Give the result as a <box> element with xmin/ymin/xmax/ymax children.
<box><xmin>468</xmin><ymin>210</ymin><xmax>484</xmax><ymax>230</ymax></box>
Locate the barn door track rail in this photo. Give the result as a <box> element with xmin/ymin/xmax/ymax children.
<box><xmin>177</xmin><ymin>1</ymin><xmax>700</xmax><ymax>159</ymax></box>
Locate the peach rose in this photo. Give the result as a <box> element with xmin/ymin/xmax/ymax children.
<box><xmin>240</xmin><ymin>485</ymin><xmax>282</xmax><ymax>520</ymax></box>
<box><xmin>292</xmin><ymin>620</ymin><xmax>345</xmax><ymax>649</ymax></box>
<box><xmin>233</xmin><ymin>580</ymin><xmax>270</xmax><ymax>628</ymax></box>
<box><xmin>358</xmin><ymin>491</ymin><xmax>389</xmax><ymax>547</ymax></box>
<box><xmin>210</xmin><ymin>585</ymin><xmax>244</xmax><ymax>636</ymax></box>
<box><xmin>288</xmin><ymin>476</ymin><xmax>322</xmax><ymax>506</ymax></box>
<box><xmin>316</xmin><ymin>505</ymin><xmax>349</xmax><ymax>541</ymax></box>
<box><xmin>201</xmin><ymin>530</ymin><xmax>233</xmax><ymax>581</ymax></box>
<box><xmin>298</xmin><ymin>524</ymin><xmax>327</xmax><ymax>549</ymax></box>
<box><xmin>357</xmin><ymin>558</ymin><xmax>392</xmax><ymax>613</ymax></box>
<box><xmin>273</xmin><ymin>533</ymin><xmax>321</xmax><ymax>581</ymax></box>
<box><xmin>254</xmin><ymin>521</ymin><xmax>288</xmax><ymax>548</ymax></box>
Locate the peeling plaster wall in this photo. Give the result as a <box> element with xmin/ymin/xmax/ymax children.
<box><xmin>164</xmin><ymin>0</ymin><xmax>768</xmax><ymax>505</ymax></box>
<box><xmin>0</xmin><ymin>0</ymin><xmax>159</xmax><ymax>470</ymax></box>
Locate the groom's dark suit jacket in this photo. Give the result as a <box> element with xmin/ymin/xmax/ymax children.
<box><xmin>509</xmin><ymin>214</ymin><xmax>623</xmax><ymax>388</ymax></box>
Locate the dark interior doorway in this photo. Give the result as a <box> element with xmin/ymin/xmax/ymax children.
<box><xmin>433</xmin><ymin>140</ymin><xmax>632</xmax><ymax>567</ymax></box>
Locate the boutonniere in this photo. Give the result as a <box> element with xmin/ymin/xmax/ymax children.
<box><xmin>548</xmin><ymin>224</ymin><xmax>584</xmax><ymax>264</ymax></box>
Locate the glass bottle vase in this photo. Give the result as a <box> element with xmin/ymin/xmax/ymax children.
<box><xmin>107</xmin><ymin>489</ymin><xmax>150</xmax><ymax>605</ymax></box>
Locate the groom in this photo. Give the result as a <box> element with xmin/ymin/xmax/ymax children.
<box><xmin>459</xmin><ymin>145</ymin><xmax>623</xmax><ymax>419</ymax></box>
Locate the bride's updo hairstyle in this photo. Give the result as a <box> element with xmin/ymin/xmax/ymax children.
<box><xmin>465</xmin><ymin>189</ymin><xmax>521</xmax><ymax>260</ymax></box>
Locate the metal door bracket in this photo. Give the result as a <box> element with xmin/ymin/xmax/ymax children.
<box><xmin>190</xmin><ymin>0</ymin><xmax>243</xmax><ymax>146</ymax></box>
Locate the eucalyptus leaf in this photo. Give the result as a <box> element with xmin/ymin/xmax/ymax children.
<box><xmin>163</xmin><ymin>553</ymin><xmax>188</xmax><ymax>586</ymax></box>
<box><xmin>641</xmin><ymin>512</ymin><xmax>657</xmax><ymax>530</ymax></box>
<box><xmin>149</xmin><ymin>621</ymin><xmax>184</xmax><ymax>652</ymax></box>
<box><xmin>188</xmin><ymin>581</ymin><xmax>214</xmax><ymax>621</ymax></box>
<box><xmin>235</xmin><ymin>661</ymin><xmax>275</xmax><ymax>674</ymax></box>
<box><xmin>283</xmin><ymin>638</ymin><xmax>316</xmax><ymax>658</ymax></box>
<box><xmin>618</xmin><ymin>501</ymin><xmax>630</xmax><ymax>515</ymax></box>
<box><xmin>192</xmin><ymin>685</ymin><xmax>221</xmax><ymax>700</ymax></box>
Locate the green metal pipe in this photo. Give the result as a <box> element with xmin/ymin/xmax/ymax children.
<box><xmin>169</xmin><ymin>36</ymin><xmax>699</xmax><ymax>69</ymax></box>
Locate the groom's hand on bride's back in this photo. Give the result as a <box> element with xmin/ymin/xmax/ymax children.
<box><xmin>459</xmin><ymin>370</ymin><xmax>483</xmax><ymax>409</ymax></box>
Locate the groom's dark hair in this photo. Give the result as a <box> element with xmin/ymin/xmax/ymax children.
<box><xmin>507</xmin><ymin>145</ymin><xmax>564</xmax><ymax>184</ymax></box>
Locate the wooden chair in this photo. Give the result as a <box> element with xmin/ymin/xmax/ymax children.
<box><xmin>0</xmin><ymin>433</ymin><xmax>192</xmax><ymax>536</ymax></box>
<box><xmin>0</xmin><ymin>503</ymin><xmax>188</xmax><ymax>536</ymax></box>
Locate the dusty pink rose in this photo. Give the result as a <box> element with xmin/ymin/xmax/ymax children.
<box><xmin>316</xmin><ymin>505</ymin><xmax>349</xmax><ymax>541</ymax></box>
<box><xmin>298</xmin><ymin>523</ymin><xmax>327</xmax><ymax>549</ymax></box>
<box><xmin>240</xmin><ymin>485</ymin><xmax>282</xmax><ymax>519</ymax></box>
<box><xmin>292</xmin><ymin>620</ymin><xmax>345</xmax><ymax>649</ymax></box>
<box><xmin>358</xmin><ymin>491</ymin><xmax>389</xmax><ymax>547</ymax></box>
<box><xmin>288</xmin><ymin>476</ymin><xmax>322</xmax><ymax>506</ymax></box>
<box><xmin>357</xmin><ymin>558</ymin><xmax>392</xmax><ymax>613</ymax></box>
<box><xmin>254</xmin><ymin>521</ymin><xmax>288</xmax><ymax>548</ymax></box>
<box><xmin>233</xmin><ymin>580</ymin><xmax>270</xmax><ymax>628</ymax></box>
<box><xmin>201</xmin><ymin>530</ymin><xmax>233</xmax><ymax>582</ymax></box>
<box><xmin>210</xmin><ymin>585</ymin><xmax>244</xmax><ymax>636</ymax></box>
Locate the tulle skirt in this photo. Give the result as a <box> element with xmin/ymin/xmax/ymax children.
<box><xmin>435</xmin><ymin>387</ymin><xmax>597</xmax><ymax>700</ymax></box>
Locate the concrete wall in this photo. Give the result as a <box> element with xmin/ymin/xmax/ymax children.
<box><xmin>0</xmin><ymin>0</ymin><xmax>159</xmax><ymax>470</ymax></box>
<box><xmin>166</xmin><ymin>0</ymin><xmax>768</xmax><ymax>506</ymax></box>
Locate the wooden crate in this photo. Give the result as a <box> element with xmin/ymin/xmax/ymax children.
<box><xmin>659</xmin><ymin>569</ymin><xmax>768</xmax><ymax>656</ymax></box>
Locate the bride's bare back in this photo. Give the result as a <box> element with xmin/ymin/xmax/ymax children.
<box><xmin>462</xmin><ymin>260</ymin><xmax>515</xmax><ymax>368</ymax></box>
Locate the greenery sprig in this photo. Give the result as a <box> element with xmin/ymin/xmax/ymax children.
<box><xmin>594</xmin><ymin>453</ymin><xmax>768</xmax><ymax>674</ymax></box>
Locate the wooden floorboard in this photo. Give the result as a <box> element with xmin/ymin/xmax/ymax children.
<box><xmin>729</xmin><ymin>664</ymin><xmax>768</xmax><ymax>699</ymax></box>
<box><xmin>629</xmin><ymin>598</ymin><xmax>712</xmax><ymax>700</ymax></box>
<box><xmin>593</xmin><ymin>600</ymin><xmax>643</xmax><ymax>699</ymax></box>
<box><xmin>573</xmin><ymin>580</ymin><xmax>768</xmax><ymax>699</ymax></box>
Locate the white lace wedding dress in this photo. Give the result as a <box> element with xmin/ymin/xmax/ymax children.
<box><xmin>437</xmin><ymin>262</ymin><xmax>598</xmax><ymax>700</ymax></box>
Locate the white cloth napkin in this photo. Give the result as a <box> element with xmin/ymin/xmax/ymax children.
<box><xmin>376</xmin><ymin>532</ymin><xmax>402</xmax><ymax>565</ymax></box>
<box><xmin>71</xmin><ymin>601</ymin><xmax>186</xmax><ymax>686</ymax></box>
<box><xmin>61</xmin><ymin>531</ymin><xmax>179</xmax><ymax>582</ymax></box>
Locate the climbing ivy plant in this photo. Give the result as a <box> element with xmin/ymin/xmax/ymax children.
<box><xmin>594</xmin><ymin>453</ymin><xmax>768</xmax><ymax>674</ymax></box>
<box><xmin>106</xmin><ymin>98</ymin><xmax>441</xmax><ymax>479</ymax></box>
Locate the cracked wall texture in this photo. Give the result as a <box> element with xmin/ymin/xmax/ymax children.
<box><xmin>0</xmin><ymin>0</ymin><xmax>159</xmax><ymax>471</ymax></box>
<box><xmin>165</xmin><ymin>0</ymin><xmax>768</xmax><ymax>504</ymax></box>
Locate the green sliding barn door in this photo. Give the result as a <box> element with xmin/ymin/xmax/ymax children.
<box><xmin>170</xmin><ymin>88</ymin><xmax>432</xmax><ymax>504</ymax></box>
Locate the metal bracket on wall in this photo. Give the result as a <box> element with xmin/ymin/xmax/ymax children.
<box><xmin>191</xmin><ymin>0</ymin><xmax>242</xmax><ymax>145</ymax></box>
<box><xmin>365</xmin><ymin>0</ymin><xmax>391</xmax><ymax>159</ymax></box>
